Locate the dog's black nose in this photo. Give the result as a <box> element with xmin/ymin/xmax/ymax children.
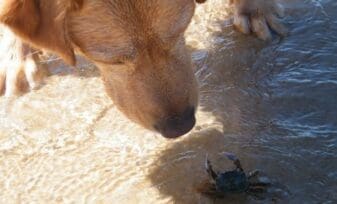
<box><xmin>154</xmin><ymin>107</ymin><xmax>196</xmax><ymax>139</ymax></box>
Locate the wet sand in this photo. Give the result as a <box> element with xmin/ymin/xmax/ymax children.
<box><xmin>1</xmin><ymin>0</ymin><xmax>337</xmax><ymax>203</ymax></box>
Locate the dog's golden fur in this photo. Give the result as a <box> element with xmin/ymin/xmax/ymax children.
<box><xmin>0</xmin><ymin>0</ymin><xmax>286</xmax><ymax>137</ymax></box>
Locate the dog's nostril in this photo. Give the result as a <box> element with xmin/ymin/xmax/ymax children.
<box><xmin>183</xmin><ymin>106</ymin><xmax>195</xmax><ymax>120</ymax></box>
<box><xmin>154</xmin><ymin>106</ymin><xmax>196</xmax><ymax>139</ymax></box>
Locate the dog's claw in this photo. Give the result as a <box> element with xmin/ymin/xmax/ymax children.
<box><xmin>233</xmin><ymin>14</ymin><xmax>250</xmax><ymax>35</ymax></box>
<box><xmin>266</xmin><ymin>14</ymin><xmax>289</xmax><ymax>37</ymax></box>
<box><xmin>251</xmin><ymin>16</ymin><xmax>272</xmax><ymax>41</ymax></box>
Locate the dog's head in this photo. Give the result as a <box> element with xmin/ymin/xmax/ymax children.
<box><xmin>0</xmin><ymin>0</ymin><xmax>206</xmax><ymax>138</ymax></box>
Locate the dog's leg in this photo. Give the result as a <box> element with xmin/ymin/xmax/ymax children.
<box><xmin>0</xmin><ymin>26</ymin><xmax>47</xmax><ymax>96</ymax></box>
<box><xmin>230</xmin><ymin>0</ymin><xmax>288</xmax><ymax>40</ymax></box>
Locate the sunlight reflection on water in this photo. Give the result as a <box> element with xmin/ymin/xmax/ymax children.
<box><xmin>1</xmin><ymin>0</ymin><xmax>337</xmax><ymax>203</ymax></box>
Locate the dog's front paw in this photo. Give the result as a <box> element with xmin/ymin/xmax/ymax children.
<box><xmin>231</xmin><ymin>0</ymin><xmax>288</xmax><ymax>40</ymax></box>
<box><xmin>0</xmin><ymin>29</ymin><xmax>47</xmax><ymax>96</ymax></box>
<box><xmin>0</xmin><ymin>50</ymin><xmax>46</xmax><ymax>97</ymax></box>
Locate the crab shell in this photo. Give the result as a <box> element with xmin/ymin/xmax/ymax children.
<box><xmin>215</xmin><ymin>170</ymin><xmax>249</xmax><ymax>193</ymax></box>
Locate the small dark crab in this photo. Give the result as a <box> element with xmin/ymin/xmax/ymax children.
<box><xmin>199</xmin><ymin>153</ymin><xmax>271</xmax><ymax>199</ymax></box>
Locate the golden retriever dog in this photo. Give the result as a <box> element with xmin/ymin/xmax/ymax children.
<box><xmin>0</xmin><ymin>0</ymin><xmax>286</xmax><ymax>138</ymax></box>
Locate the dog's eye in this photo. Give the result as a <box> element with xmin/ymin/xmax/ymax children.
<box><xmin>93</xmin><ymin>53</ymin><xmax>135</xmax><ymax>66</ymax></box>
<box><xmin>112</xmin><ymin>60</ymin><xmax>124</xmax><ymax>65</ymax></box>
<box><xmin>112</xmin><ymin>55</ymin><xmax>135</xmax><ymax>65</ymax></box>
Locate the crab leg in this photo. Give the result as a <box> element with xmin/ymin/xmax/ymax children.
<box><xmin>249</xmin><ymin>182</ymin><xmax>271</xmax><ymax>187</ymax></box>
<box><xmin>246</xmin><ymin>190</ymin><xmax>265</xmax><ymax>200</ymax></box>
<box><xmin>205</xmin><ymin>155</ymin><xmax>218</xmax><ymax>181</ymax></box>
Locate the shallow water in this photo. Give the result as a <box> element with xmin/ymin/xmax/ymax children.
<box><xmin>0</xmin><ymin>0</ymin><xmax>336</xmax><ymax>203</ymax></box>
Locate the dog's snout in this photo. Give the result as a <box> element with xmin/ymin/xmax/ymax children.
<box><xmin>154</xmin><ymin>107</ymin><xmax>196</xmax><ymax>139</ymax></box>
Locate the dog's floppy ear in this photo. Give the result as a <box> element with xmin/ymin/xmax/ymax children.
<box><xmin>0</xmin><ymin>0</ymin><xmax>83</xmax><ymax>65</ymax></box>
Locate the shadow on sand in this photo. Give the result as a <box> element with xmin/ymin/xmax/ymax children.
<box><xmin>147</xmin><ymin>19</ymin><xmax>285</xmax><ymax>203</ymax></box>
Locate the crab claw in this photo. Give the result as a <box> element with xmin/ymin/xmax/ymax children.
<box><xmin>224</xmin><ymin>152</ymin><xmax>244</xmax><ymax>171</ymax></box>
<box><xmin>224</xmin><ymin>152</ymin><xmax>238</xmax><ymax>161</ymax></box>
<box><xmin>205</xmin><ymin>154</ymin><xmax>210</xmax><ymax>169</ymax></box>
<box><xmin>205</xmin><ymin>154</ymin><xmax>218</xmax><ymax>182</ymax></box>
